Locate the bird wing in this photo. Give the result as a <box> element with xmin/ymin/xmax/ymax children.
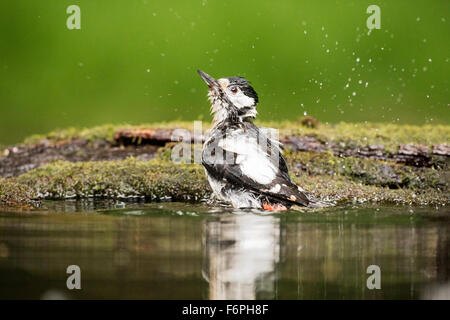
<box><xmin>202</xmin><ymin>125</ymin><xmax>309</xmax><ymax>206</ymax></box>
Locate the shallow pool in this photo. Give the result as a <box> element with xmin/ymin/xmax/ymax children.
<box><xmin>0</xmin><ymin>201</ymin><xmax>448</xmax><ymax>299</ymax></box>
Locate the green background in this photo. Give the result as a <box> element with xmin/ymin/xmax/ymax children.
<box><xmin>0</xmin><ymin>0</ymin><xmax>449</xmax><ymax>145</ymax></box>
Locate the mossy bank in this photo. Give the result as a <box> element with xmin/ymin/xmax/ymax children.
<box><xmin>0</xmin><ymin>121</ymin><xmax>448</xmax><ymax>209</ymax></box>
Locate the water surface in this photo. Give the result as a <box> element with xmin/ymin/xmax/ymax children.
<box><xmin>0</xmin><ymin>201</ymin><xmax>449</xmax><ymax>299</ymax></box>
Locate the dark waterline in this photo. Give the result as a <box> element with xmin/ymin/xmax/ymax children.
<box><xmin>0</xmin><ymin>201</ymin><xmax>449</xmax><ymax>300</ymax></box>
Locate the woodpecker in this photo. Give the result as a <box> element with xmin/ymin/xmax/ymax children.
<box><xmin>197</xmin><ymin>70</ymin><xmax>311</xmax><ymax>211</ymax></box>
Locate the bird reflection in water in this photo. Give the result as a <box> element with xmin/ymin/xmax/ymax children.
<box><xmin>202</xmin><ymin>212</ymin><xmax>280</xmax><ymax>300</ymax></box>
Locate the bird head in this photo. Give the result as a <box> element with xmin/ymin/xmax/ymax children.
<box><xmin>197</xmin><ymin>70</ymin><xmax>258</xmax><ymax>124</ymax></box>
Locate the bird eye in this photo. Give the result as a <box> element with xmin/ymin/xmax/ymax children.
<box><xmin>230</xmin><ymin>87</ymin><xmax>238</xmax><ymax>94</ymax></box>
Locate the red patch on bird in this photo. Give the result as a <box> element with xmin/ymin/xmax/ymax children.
<box><xmin>263</xmin><ymin>202</ymin><xmax>288</xmax><ymax>211</ymax></box>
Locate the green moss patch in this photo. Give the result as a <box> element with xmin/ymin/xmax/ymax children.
<box><xmin>285</xmin><ymin>150</ymin><xmax>448</xmax><ymax>190</ymax></box>
<box><xmin>291</xmin><ymin>174</ymin><xmax>447</xmax><ymax>206</ymax></box>
<box><xmin>13</xmin><ymin>121</ymin><xmax>450</xmax><ymax>152</ymax></box>
<box><xmin>270</xmin><ymin>121</ymin><xmax>450</xmax><ymax>153</ymax></box>
<box><xmin>21</xmin><ymin>122</ymin><xmax>198</xmax><ymax>145</ymax></box>
<box><xmin>0</xmin><ymin>178</ymin><xmax>39</xmax><ymax>209</ymax></box>
<box><xmin>16</xmin><ymin>158</ymin><xmax>209</xmax><ymax>202</ymax></box>
<box><xmin>6</xmin><ymin>156</ymin><xmax>447</xmax><ymax>207</ymax></box>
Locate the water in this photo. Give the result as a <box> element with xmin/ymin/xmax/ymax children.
<box><xmin>0</xmin><ymin>201</ymin><xmax>449</xmax><ymax>300</ymax></box>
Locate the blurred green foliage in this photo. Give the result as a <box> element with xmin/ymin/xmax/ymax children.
<box><xmin>0</xmin><ymin>0</ymin><xmax>449</xmax><ymax>145</ymax></box>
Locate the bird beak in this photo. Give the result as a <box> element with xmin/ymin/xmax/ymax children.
<box><xmin>197</xmin><ymin>70</ymin><xmax>218</xmax><ymax>89</ymax></box>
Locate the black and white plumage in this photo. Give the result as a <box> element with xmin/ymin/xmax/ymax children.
<box><xmin>197</xmin><ymin>70</ymin><xmax>310</xmax><ymax>210</ymax></box>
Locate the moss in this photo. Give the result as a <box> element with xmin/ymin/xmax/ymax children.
<box><xmin>285</xmin><ymin>150</ymin><xmax>448</xmax><ymax>190</ymax></box>
<box><xmin>5</xmin><ymin>156</ymin><xmax>446</xmax><ymax>206</ymax></box>
<box><xmin>1</xmin><ymin>120</ymin><xmax>448</xmax><ymax>208</ymax></box>
<box><xmin>22</xmin><ymin>122</ymin><xmax>199</xmax><ymax>145</ymax></box>
<box><xmin>16</xmin><ymin>158</ymin><xmax>210</xmax><ymax>202</ymax></box>
<box><xmin>0</xmin><ymin>178</ymin><xmax>39</xmax><ymax>208</ymax></box>
<box><xmin>16</xmin><ymin>121</ymin><xmax>450</xmax><ymax>153</ymax></box>
<box><xmin>260</xmin><ymin>121</ymin><xmax>449</xmax><ymax>153</ymax></box>
<box><xmin>291</xmin><ymin>174</ymin><xmax>448</xmax><ymax>206</ymax></box>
